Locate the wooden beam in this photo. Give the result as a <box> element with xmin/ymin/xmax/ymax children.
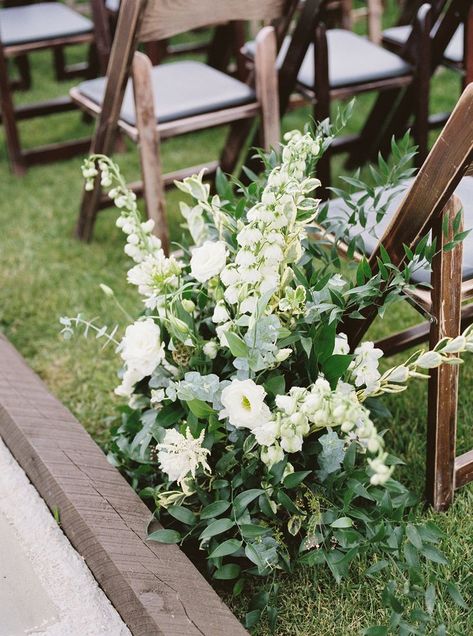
<box><xmin>0</xmin><ymin>333</ymin><xmax>248</xmax><ymax>636</ymax></box>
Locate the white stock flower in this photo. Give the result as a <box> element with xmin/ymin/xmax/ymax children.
<box><xmin>157</xmin><ymin>428</ymin><xmax>210</xmax><ymax>484</ymax></box>
<box><xmin>117</xmin><ymin>319</ymin><xmax>165</xmax><ymax>393</ymax></box>
<box><xmin>261</xmin><ymin>443</ymin><xmax>284</xmax><ymax>468</ymax></box>
<box><xmin>203</xmin><ymin>340</ymin><xmax>218</xmax><ymax>359</ymax></box>
<box><xmin>253</xmin><ymin>420</ymin><xmax>279</xmax><ymax>447</ymax></box>
<box><xmin>350</xmin><ymin>342</ymin><xmax>383</xmax><ymax>391</ymax></box>
<box><xmin>220</xmin><ymin>378</ymin><xmax>270</xmax><ymax>430</ymax></box>
<box><xmin>334</xmin><ymin>333</ymin><xmax>350</xmax><ymax>355</ymax></box>
<box><xmin>212</xmin><ymin>301</ymin><xmax>230</xmax><ymax>324</ymax></box>
<box><xmin>190</xmin><ymin>240</ymin><xmax>227</xmax><ymax>283</ymax></box>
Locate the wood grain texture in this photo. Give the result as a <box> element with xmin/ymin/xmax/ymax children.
<box><xmin>0</xmin><ymin>333</ymin><xmax>248</xmax><ymax>636</ymax></box>
<box><xmin>426</xmin><ymin>195</ymin><xmax>463</xmax><ymax>510</ymax></box>
<box><xmin>140</xmin><ymin>0</ymin><xmax>287</xmax><ymax>41</ymax></box>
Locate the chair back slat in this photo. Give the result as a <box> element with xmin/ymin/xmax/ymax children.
<box><xmin>343</xmin><ymin>83</ymin><xmax>473</xmax><ymax>347</ymax></box>
<box><xmin>139</xmin><ymin>0</ymin><xmax>289</xmax><ymax>42</ymax></box>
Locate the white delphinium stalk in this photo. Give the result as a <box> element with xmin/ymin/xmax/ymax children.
<box><xmin>157</xmin><ymin>428</ymin><xmax>211</xmax><ymax>485</ymax></box>
<box><xmin>216</xmin><ymin>131</ymin><xmax>321</xmax><ymax>320</ymax></box>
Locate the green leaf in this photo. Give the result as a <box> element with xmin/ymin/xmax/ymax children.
<box><xmin>199</xmin><ymin>518</ymin><xmax>234</xmax><ymax>540</ymax></box>
<box><xmin>147</xmin><ymin>529</ymin><xmax>181</xmax><ymax>544</ymax></box>
<box><xmin>322</xmin><ymin>354</ymin><xmax>353</xmax><ymax>386</ymax></box>
<box><xmin>277</xmin><ymin>490</ymin><xmax>302</xmax><ymax>515</ymax></box>
<box><xmin>365</xmin><ymin>560</ymin><xmax>389</xmax><ymax>577</ymax></box>
<box><xmin>200</xmin><ymin>500</ymin><xmax>231</xmax><ymax>519</ymax></box>
<box><xmin>187</xmin><ymin>399</ymin><xmax>215</xmax><ymax>419</ymax></box>
<box><xmin>233</xmin><ymin>489</ymin><xmax>264</xmax><ymax>518</ymax></box>
<box><xmin>225</xmin><ymin>331</ymin><xmax>249</xmax><ymax>358</ymax></box>
<box><xmin>330</xmin><ymin>517</ymin><xmax>353</xmax><ymax>528</ymax></box>
<box><xmin>364</xmin><ymin>628</ymin><xmax>388</xmax><ymax>636</ymax></box>
<box><xmin>283</xmin><ymin>470</ymin><xmax>311</xmax><ymax>489</ymax></box>
<box><xmin>264</xmin><ymin>374</ymin><xmax>286</xmax><ymax>396</ymax></box>
<box><xmin>421</xmin><ymin>545</ymin><xmax>448</xmax><ymax>565</ymax></box>
<box><xmin>245</xmin><ymin>609</ymin><xmax>261</xmax><ymax>629</ymax></box>
<box><xmin>240</xmin><ymin>524</ymin><xmax>270</xmax><ymax>539</ymax></box>
<box><xmin>209</xmin><ymin>539</ymin><xmax>242</xmax><ymax>559</ymax></box>
<box><xmin>155</xmin><ymin>404</ymin><xmax>185</xmax><ymax>429</ymax></box>
<box><xmin>406</xmin><ymin>524</ymin><xmax>423</xmax><ymax>549</ymax></box>
<box><xmin>213</xmin><ymin>563</ymin><xmax>241</xmax><ymax>580</ymax></box>
<box><xmin>167</xmin><ymin>505</ymin><xmax>196</xmax><ymax>526</ymax></box>
<box><xmin>446</xmin><ymin>582</ymin><xmax>468</xmax><ymax>609</ymax></box>
<box><xmin>425</xmin><ymin>583</ymin><xmax>436</xmax><ymax>615</ymax></box>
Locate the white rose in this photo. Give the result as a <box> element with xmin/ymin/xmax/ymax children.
<box><xmin>190</xmin><ymin>240</ymin><xmax>227</xmax><ymax>283</ymax></box>
<box><xmin>203</xmin><ymin>340</ymin><xmax>218</xmax><ymax>359</ymax></box>
<box><xmin>220</xmin><ymin>378</ymin><xmax>270</xmax><ymax>430</ymax></box>
<box><xmin>119</xmin><ymin>318</ymin><xmax>165</xmax><ymax>384</ymax></box>
<box><xmin>212</xmin><ymin>301</ymin><xmax>230</xmax><ymax>324</ymax></box>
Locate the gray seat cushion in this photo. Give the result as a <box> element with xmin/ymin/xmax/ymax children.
<box><xmin>324</xmin><ymin>176</ymin><xmax>473</xmax><ymax>285</ymax></box>
<box><xmin>78</xmin><ymin>60</ymin><xmax>256</xmax><ymax>126</ymax></box>
<box><xmin>105</xmin><ymin>0</ymin><xmax>120</xmax><ymax>12</ymax></box>
<box><xmin>244</xmin><ymin>30</ymin><xmax>412</xmax><ymax>89</ymax></box>
<box><xmin>0</xmin><ymin>2</ymin><xmax>93</xmax><ymax>47</ymax></box>
<box><xmin>383</xmin><ymin>23</ymin><xmax>464</xmax><ymax>65</ymax></box>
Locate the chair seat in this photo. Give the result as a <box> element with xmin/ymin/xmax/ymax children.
<box><xmin>383</xmin><ymin>23</ymin><xmax>464</xmax><ymax>65</ymax></box>
<box><xmin>0</xmin><ymin>2</ymin><xmax>93</xmax><ymax>47</ymax></box>
<box><xmin>244</xmin><ymin>30</ymin><xmax>412</xmax><ymax>90</ymax></box>
<box><xmin>77</xmin><ymin>60</ymin><xmax>256</xmax><ymax>126</ymax></box>
<box><xmin>323</xmin><ymin>176</ymin><xmax>473</xmax><ymax>285</ymax></box>
<box><xmin>105</xmin><ymin>0</ymin><xmax>120</xmax><ymax>12</ymax></box>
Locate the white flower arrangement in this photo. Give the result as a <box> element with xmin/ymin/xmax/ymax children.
<box><xmin>66</xmin><ymin>130</ymin><xmax>472</xmax><ymax>631</ymax></box>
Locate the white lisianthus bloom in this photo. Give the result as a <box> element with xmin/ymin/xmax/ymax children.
<box><xmin>190</xmin><ymin>240</ymin><xmax>227</xmax><ymax>283</ymax></box>
<box><xmin>118</xmin><ymin>318</ymin><xmax>165</xmax><ymax>391</ymax></box>
<box><xmin>212</xmin><ymin>301</ymin><xmax>230</xmax><ymax>324</ymax></box>
<box><xmin>157</xmin><ymin>428</ymin><xmax>211</xmax><ymax>485</ymax></box>
<box><xmin>416</xmin><ymin>351</ymin><xmax>443</xmax><ymax>369</ymax></box>
<box><xmin>220</xmin><ymin>379</ymin><xmax>270</xmax><ymax>430</ymax></box>
<box><xmin>203</xmin><ymin>340</ymin><xmax>218</xmax><ymax>359</ymax></box>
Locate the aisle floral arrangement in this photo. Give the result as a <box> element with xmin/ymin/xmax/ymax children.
<box><xmin>63</xmin><ymin>130</ymin><xmax>471</xmax><ymax>633</ymax></box>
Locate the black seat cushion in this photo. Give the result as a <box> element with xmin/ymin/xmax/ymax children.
<box><xmin>78</xmin><ymin>60</ymin><xmax>256</xmax><ymax>126</ymax></box>
<box><xmin>383</xmin><ymin>23</ymin><xmax>463</xmax><ymax>65</ymax></box>
<box><xmin>244</xmin><ymin>30</ymin><xmax>412</xmax><ymax>90</ymax></box>
<box><xmin>0</xmin><ymin>2</ymin><xmax>93</xmax><ymax>47</ymax></box>
<box><xmin>323</xmin><ymin>176</ymin><xmax>473</xmax><ymax>285</ymax></box>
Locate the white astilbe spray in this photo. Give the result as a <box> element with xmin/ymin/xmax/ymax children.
<box><xmin>157</xmin><ymin>428</ymin><xmax>211</xmax><ymax>485</ymax></box>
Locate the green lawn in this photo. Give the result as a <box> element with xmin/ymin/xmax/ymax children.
<box><xmin>0</xmin><ymin>13</ymin><xmax>472</xmax><ymax>635</ymax></box>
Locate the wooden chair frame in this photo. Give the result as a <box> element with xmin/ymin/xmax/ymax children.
<box><xmin>351</xmin><ymin>0</ymin><xmax>471</xmax><ymax>167</ymax></box>
<box><xmin>0</xmin><ymin>0</ymin><xmax>110</xmax><ymax>174</ymax></box>
<box><xmin>71</xmin><ymin>0</ymin><xmax>292</xmax><ymax>251</ymax></box>
<box><xmin>340</xmin><ymin>83</ymin><xmax>473</xmax><ymax>510</ymax></box>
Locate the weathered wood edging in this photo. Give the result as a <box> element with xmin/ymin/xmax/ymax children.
<box><xmin>0</xmin><ymin>333</ymin><xmax>248</xmax><ymax>636</ymax></box>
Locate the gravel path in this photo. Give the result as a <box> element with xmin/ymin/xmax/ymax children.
<box><xmin>0</xmin><ymin>436</ymin><xmax>131</xmax><ymax>636</ymax></box>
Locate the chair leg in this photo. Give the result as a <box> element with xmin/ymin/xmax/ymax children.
<box><xmin>0</xmin><ymin>48</ymin><xmax>26</xmax><ymax>175</ymax></box>
<box><xmin>254</xmin><ymin>26</ymin><xmax>280</xmax><ymax>152</ymax></box>
<box><xmin>132</xmin><ymin>52</ymin><xmax>169</xmax><ymax>255</ymax></box>
<box><xmin>313</xmin><ymin>23</ymin><xmax>331</xmax><ymax>197</ymax></box>
<box><xmin>426</xmin><ymin>195</ymin><xmax>463</xmax><ymax>511</ymax></box>
<box><xmin>14</xmin><ymin>55</ymin><xmax>31</xmax><ymax>90</ymax></box>
<box><xmin>220</xmin><ymin>119</ymin><xmax>254</xmax><ymax>175</ymax></box>
<box><xmin>412</xmin><ymin>4</ymin><xmax>431</xmax><ymax>167</ymax></box>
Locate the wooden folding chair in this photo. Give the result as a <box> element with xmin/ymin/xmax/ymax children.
<box><xmin>70</xmin><ymin>0</ymin><xmax>292</xmax><ymax>252</ymax></box>
<box><xmin>335</xmin><ymin>83</ymin><xmax>473</xmax><ymax>510</ymax></box>
<box><xmin>0</xmin><ymin>0</ymin><xmax>110</xmax><ymax>174</ymax></box>
<box><xmin>243</xmin><ymin>1</ymin><xmax>431</xmax><ymax>195</ymax></box>
<box><xmin>383</xmin><ymin>0</ymin><xmax>473</xmax><ymax>111</ymax></box>
<box><xmin>350</xmin><ymin>0</ymin><xmax>471</xmax><ymax>166</ymax></box>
